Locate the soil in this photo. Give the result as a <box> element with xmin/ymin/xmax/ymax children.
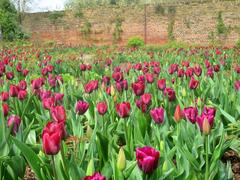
<box><xmin>222</xmin><ymin>150</ymin><xmax>240</xmax><ymax>180</ymax></box>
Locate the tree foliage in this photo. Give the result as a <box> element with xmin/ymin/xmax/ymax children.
<box><xmin>0</xmin><ymin>0</ymin><xmax>27</xmax><ymax>41</ymax></box>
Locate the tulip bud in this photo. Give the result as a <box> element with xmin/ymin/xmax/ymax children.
<box><xmin>203</xmin><ymin>118</ymin><xmax>211</xmax><ymax>135</ymax></box>
<box><xmin>86</xmin><ymin>159</ymin><xmax>95</xmax><ymax>176</ymax></box>
<box><xmin>197</xmin><ymin>97</ymin><xmax>202</xmax><ymax>107</ymax></box>
<box><xmin>182</xmin><ymin>88</ymin><xmax>186</xmax><ymax>97</ymax></box>
<box><xmin>160</xmin><ymin>140</ymin><xmax>164</xmax><ymax>152</ymax></box>
<box><xmin>174</xmin><ymin>105</ymin><xmax>182</xmax><ymax>123</ymax></box>
<box><xmin>162</xmin><ymin>160</ymin><xmax>168</xmax><ymax>173</ymax></box>
<box><xmin>86</xmin><ymin>125</ymin><xmax>93</xmax><ymax>139</ymax></box>
<box><xmin>117</xmin><ymin>147</ymin><xmax>126</xmax><ymax>171</ymax></box>
<box><xmin>110</xmin><ymin>85</ymin><xmax>115</xmax><ymax>95</ymax></box>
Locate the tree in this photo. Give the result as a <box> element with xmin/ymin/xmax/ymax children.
<box><xmin>11</xmin><ymin>0</ymin><xmax>31</xmax><ymax>24</ymax></box>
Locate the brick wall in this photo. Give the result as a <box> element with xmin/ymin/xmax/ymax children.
<box><xmin>22</xmin><ymin>1</ymin><xmax>240</xmax><ymax>46</ymax></box>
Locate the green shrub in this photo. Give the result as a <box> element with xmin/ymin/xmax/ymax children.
<box><xmin>127</xmin><ymin>36</ymin><xmax>144</xmax><ymax>48</ymax></box>
<box><xmin>236</xmin><ymin>39</ymin><xmax>240</xmax><ymax>49</ymax></box>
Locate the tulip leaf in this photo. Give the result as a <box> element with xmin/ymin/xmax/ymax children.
<box><xmin>219</xmin><ymin>108</ymin><xmax>236</xmax><ymax>123</ymax></box>
<box><xmin>11</xmin><ymin>137</ymin><xmax>43</xmax><ymax>180</ymax></box>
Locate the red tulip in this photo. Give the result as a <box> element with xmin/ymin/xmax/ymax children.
<box><xmin>31</xmin><ymin>78</ymin><xmax>44</xmax><ymax>90</ymax></box>
<box><xmin>42</xmin><ymin>97</ymin><xmax>55</xmax><ymax>110</ymax></box>
<box><xmin>42</xmin><ymin>124</ymin><xmax>62</xmax><ymax>155</ymax></box>
<box><xmin>183</xmin><ymin>107</ymin><xmax>198</xmax><ymax>123</ymax></box>
<box><xmin>84</xmin><ymin>172</ymin><xmax>106</xmax><ymax>180</ymax></box>
<box><xmin>194</xmin><ymin>66</ymin><xmax>202</xmax><ymax>76</ymax></box>
<box><xmin>6</xmin><ymin>72</ymin><xmax>14</xmax><ymax>80</ymax></box>
<box><xmin>84</xmin><ymin>80</ymin><xmax>99</xmax><ymax>94</ymax></box>
<box><xmin>18</xmin><ymin>80</ymin><xmax>27</xmax><ymax>90</ymax></box>
<box><xmin>234</xmin><ymin>80</ymin><xmax>240</xmax><ymax>91</ymax></box>
<box><xmin>157</xmin><ymin>79</ymin><xmax>166</xmax><ymax>91</ymax></box>
<box><xmin>51</xmin><ymin>106</ymin><xmax>66</xmax><ymax>123</ymax></box>
<box><xmin>97</xmin><ymin>102</ymin><xmax>108</xmax><ymax>115</ymax></box>
<box><xmin>116</xmin><ymin>102</ymin><xmax>131</xmax><ymax>118</ymax></box>
<box><xmin>75</xmin><ymin>100</ymin><xmax>89</xmax><ymax>115</ymax></box>
<box><xmin>54</xmin><ymin>93</ymin><xmax>64</xmax><ymax>102</ymax></box>
<box><xmin>116</xmin><ymin>80</ymin><xmax>128</xmax><ymax>92</ymax></box>
<box><xmin>177</xmin><ymin>69</ymin><xmax>185</xmax><ymax>77</ymax></box>
<box><xmin>112</xmin><ymin>71</ymin><xmax>123</xmax><ymax>82</ymax></box>
<box><xmin>132</xmin><ymin>81</ymin><xmax>145</xmax><ymax>96</ymax></box>
<box><xmin>1</xmin><ymin>91</ymin><xmax>9</xmax><ymax>101</ymax></box>
<box><xmin>150</xmin><ymin>107</ymin><xmax>165</xmax><ymax>124</ymax></box>
<box><xmin>18</xmin><ymin>90</ymin><xmax>27</xmax><ymax>101</ymax></box>
<box><xmin>2</xmin><ymin>103</ymin><xmax>9</xmax><ymax>117</ymax></box>
<box><xmin>140</xmin><ymin>93</ymin><xmax>152</xmax><ymax>105</ymax></box>
<box><xmin>40</xmin><ymin>90</ymin><xmax>52</xmax><ymax>100</ymax></box>
<box><xmin>189</xmin><ymin>77</ymin><xmax>199</xmax><ymax>89</ymax></box>
<box><xmin>80</xmin><ymin>64</ymin><xmax>87</xmax><ymax>71</ymax></box>
<box><xmin>22</xmin><ymin>69</ymin><xmax>29</xmax><ymax>77</ymax></box>
<box><xmin>9</xmin><ymin>85</ymin><xmax>19</xmax><ymax>97</ymax></box>
<box><xmin>164</xmin><ymin>87</ymin><xmax>176</xmax><ymax>101</ymax></box>
<box><xmin>7</xmin><ymin>115</ymin><xmax>21</xmax><ymax>135</ymax></box>
<box><xmin>136</xmin><ymin>146</ymin><xmax>160</xmax><ymax>174</ymax></box>
<box><xmin>145</xmin><ymin>73</ymin><xmax>154</xmax><ymax>83</ymax></box>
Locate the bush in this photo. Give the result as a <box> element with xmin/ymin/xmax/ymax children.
<box><xmin>127</xmin><ymin>37</ymin><xmax>144</xmax><ymax>48</ymax></box>
<box><xmin>236</xmin><ymin>39</ymin><xmax>240</xmax><ymax>49</ymax></box>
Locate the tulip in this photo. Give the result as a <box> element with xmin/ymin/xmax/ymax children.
<box><xmin>153</xmin><ymin>67</ymin><xmax>161</xmax><ymax>75</ymax></box>
<box><xmin>97</xmin><ymin>102</ymin><xmax>108</xmax><ymax>115</ymax></box>
<box><xmin>132</xmin><ymin>81</ymin><xmax>145</xmax><ymax>96</ymax></box>
<box><xmin>185</xmin><ymin>67</ymin><xmax>194</xmax><ymax>77</ymax></box>
<box><xmin>18</xmin><ymin>90</ymin><xmax>27</xmax><ymax>101</ymax></box>
<box><xmin>102</xmin><ymin>76</ymin><xmax>110</xmax><ymax>85</ymax></box>
<box><xmin>116</xmin><ymin>102</ymin><xmax>131</xmax><ymax>118</ymax></box>
<box><xmin>174</xmin><ymin>105</ymin><xmax>182</xmax><ymax>123</ymax></box>
<box><xmin>116</xmin><ymin>80</ymin><xmax>128</xmax><ymax>92</ymax></box>
<box><xmin>213</xmin><ymin>64</ymin><xmax>220</xmax><ymax>72</ymax></box>
<box><xmin>150</xmin><ymin>107</ymin><xmax>164</xmax><ymax>124</ymax></box>
<box><xmin>43</xmin><ymin>121</ymin><xmax>66</xmax><ymax>139</ymax></box>
<box><xmin>207</xmin><ymin>67</ymin><xmax>214</xmax><ymax>78</ymax></box>
<box><xmin>1</xmin><ymin>91</ymin><xmax>9</xmax><ymax>101</ymax></box>
<box><xmin>42</xmin><ymin>97</ymin><xmax>55</xmax><ymax>110</ymax></box>
<box><xmin>112</xmin><ymin>71</ymin><xmax>123</xmax><ymax>82</ymax></box>
<box><xmin>84</xmin><ymin>172</ymin><xmax>106</xmax><ymax>180</ymax></box>
<box><xmin>140</xmin><ymin>93</ymin><xmax>152</xmax><ymax>105</ymax></box>
<box><xmin>6</xmin><ymin>72</ymin><xmax>14</xmax><ymax>80</ymax></box>
<box><xmin>136</xmin><ymin>146</ymin><xmax>160</xmax><ymax>174</ymax></box>
<box><xmin>194</xmin><ymin>66</ymin><xmax>202</xmax><ymax>76</ymax></box>
<box><xmin>42</xmin><ymin>125</ymin><xmax>62</xmax><ymax>155</ymax></box>
<box><xmin>40</xmin><ymin>90</ymin><xmax>52</xmax><ymax>100</ymax></box>
<box><xmin>196</xmin><ymin>107</ymin><xmax>216</xmax><ymax>133</ymax></box>
<box><xmin>75</xmin><ymin>100</ymin><xmax>89</xmax><ymax>115</ymax></box>
<box><xmin>234</xmin><ymin>80</ymin><xmax>240</xmax><ymax>91</ymax></box>
<box><xmin>145</xmin><ymin>73</ymin><xmax>154</xmax><ymax>83</ymax></box>
<box><xmin>183</xmin><ymin>107</ymin><xmax>198</xmax><ymax>123</ymax></box>
<box><xmin>51</xmin><ymin>106</ymin><xmax>66</xmax><ymax>123</ymax></box>
<box><xmin>117</xmin><ymin>147</ymin><xmax>126</xmax><ymax>171</ymax></box>
<box><xmin>157</xmin><ymin>79</ymin><xmax>166</xmax><ymax>91</ymax></box>
<box><xmin>80</xmin><ymin>64</ymin><xmax>87</xmax><ymax>71</ymax></box>
<box><xmin>189</xmin><ymin>77</ymin><xmax>199</xmax><ymax>89</ymax></box>
<box><xmin>22</xmin><ymin>69</ymin><xmax>29</xmax><ymax>77</ymax></box>
<box><xmin>9</xmin><ymin>85</ymin><xmax>19</xmax><ymax>97</ymax></box>
<box><xmin>2</xmin><ymin>103</ymin><xmax>9</xmax><ymax>117</ymax></box>
<box><xmin>31</xmin><ymin>78</ymin><xmax>44</xmax><ymax>90</ymax></box>
<box><xmin>84</xmin><ymin>80</ymin><xmax>98</xmax><ymax>94</ymax></box>
<box><xmin>18</xmin><ymin>80</ymin><xmax>27</xmax><ymax>90</ymax></box>
<box><xmin>177</xmin><ymin>69</ymin><xmax>185</xmax><ymax>77</ymax></box>
<box><xmin>164</xmin><ymin>87</ymin><xmax>176</xmax><ymax>101</ymax></box>
<box><xmin>54</xmin><ymin>93</ymin><xmax>64</xmax><ymax>103</ymax></box>
<box><xmin>7</xmin><ymin>115</ymin><xmax>21</xmax><ymax>135</ymax></box>
<box><xmin>136</xmin><ymin>99</ymin><xmax>148</xmax><ymax>113</ymax></box>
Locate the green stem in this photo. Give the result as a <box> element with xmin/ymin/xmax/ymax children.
<box><xmin>60</xmin><ymin>143</ymin><xmax>69</xmax><ymax>179</ymax></box>
<box><xmin>205</xmin><ymin>135</ymin><xmax>209</xmax><ymax>180</ymax></box>
<box><xmin>52</xmin><ymin>155</ymin><xmax>58</xmax><ymax>180</ymax></box>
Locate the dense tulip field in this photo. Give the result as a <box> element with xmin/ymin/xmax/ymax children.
<box><xmin>0</xmin><ymin>46</ymin><xmax>240</xmax><ymax>180</ymax></box>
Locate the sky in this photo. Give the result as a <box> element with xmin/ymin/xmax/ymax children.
<box><xmin>28</xmin><ymin>0</ymin><xmax>68</xmax><ymax>12</ymax></box>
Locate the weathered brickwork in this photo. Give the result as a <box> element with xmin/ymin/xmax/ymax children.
<box><xmin>22</xmin><ymin>1</ymin><xmax>240</xmax><ymax>46</ymax></box>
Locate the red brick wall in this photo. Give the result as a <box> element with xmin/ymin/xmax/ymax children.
<box><xmin>22</xmin><ymin>1</ymin><xmax>240</xmax><ymax>46</ymax></box>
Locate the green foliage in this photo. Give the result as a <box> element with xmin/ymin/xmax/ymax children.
<box><xmin>216</xmin><ymin>11</ymin><xmax>228</xmax><ymax>36</ymax></box>
<box><xmin>127</xmin><ymin>36</ymin><xmax>144</xmax><ymax>47</ymax></box>
<box><xmin>48</xmin><ymin>11</ymin><xmax>65</xmax><ymax>24</ymax></box>
<box><xmin>155</xmin><ymin>4</ymin><xmax>165</xmax><ymax>15</ymax></box>
<box><xmin>112</xmin><ymin>16</ymin><xmax>123</xmax><ymax>43</ymax></box>
<box><xmin>81</xmin><ymin>21</ymin><xmax>92</xmax><ymax>39</ymax></box>
<box><xmin>167</xmin><ymin>18</ymin><xmax>175</xmax><ymax>41</ymax></box>
<box><xmin>236</xmin><ymin>39</ymin><xmax>240</xmax><ymax>49</ymax></box>
<box><xmin>0</xmin><ymin>0</ymin><xmax>28</xmax><ymax>41</ymax></box>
